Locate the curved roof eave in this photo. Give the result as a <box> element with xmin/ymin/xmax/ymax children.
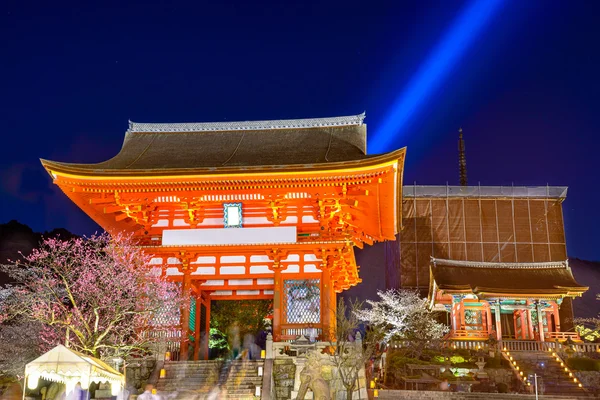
<box><xmin>41</xmin><ymin>147</ymin><xmax>407</xmax><ymax>179</ymax></box>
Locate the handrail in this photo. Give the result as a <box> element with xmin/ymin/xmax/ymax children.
<box><xmin>500</xmin><ymin>349</ymin><xmax>532</xmax><ymax>393</ymax></box>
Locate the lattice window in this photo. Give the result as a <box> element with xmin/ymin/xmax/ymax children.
<box><xmin>283</xmin><ymin>279</ymin><xmax>320</xmax><ymax>324</ymax></box>
<box><xmin>150</xmin><ymin>303</ymin><xmax>180</xmax><ymax>327</ymax></box>
<box><xmin>464</xmin><ymin>309</ymin><xmax>482</xmax><ymax>330</ymax></box>
<box><xmin>530</xmin><ymin>310</ymin><xmax>548</xmax><ymax>326</ymax></box>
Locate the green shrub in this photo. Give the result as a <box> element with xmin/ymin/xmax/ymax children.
<box><xmin>484</xmin><ymin>357</ymin><xmax>508</xmax><ymax>369</ymax></box>
<box><xmin>496</xmin><ymin>382</ymin><xmax>508</xmax><ymax>393</ymax></box>
<box><xmin>452</xmin><ymin>362</ymin><xmax>478</xmax><ymax>369</ymax></box>
<box><xmin>566</xmin><ymin>357</ymin><xmax>600</xmax><ymax>371</ymax></box>
<box><xmin>454</xmin><ymin>348</ymin><xmax>472</xmax><ymax>359</ymax></box>
<box><xmin>387</xmin><ymin>352</ymin><xmax>429</xmax><ymax>370</ymax></box>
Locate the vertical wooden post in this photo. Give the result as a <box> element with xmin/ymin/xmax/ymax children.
<box><xmin>273</xmin><ymin>266</ymin><xmax>282</xmax><ymax>341</ymax></box>
<box><xmin>552</xmin><ymin>302</ymin><xmax>561</xmax><ymax>332</ymax></box>
<box><xmin>521</xmin><ymin>310</ymin><xmax>527</xmax><ymax>340</ymax></box>
<box><xmin>459</xmin><ymin>299</ymin><xmax>466</xmax><ymax>330</ymax></box>
<box><xmin>485</xmin><ymin>303</ymin><xmax>493</xmax><ymax>336</ymax></box>
<box><xmin>526</xmin><ymin>301</ymin><xmax>534</xmax><ymax>340</ymax></box>
<box><xmin>494</xmin><ymin>302</ymin><xmax>502</xmax><ymax>343</ymax></box>
<box><xmin>536</xmin><ymin>302</ymin><xmax>545</xmax><ymax>342</ymax></box>
<box><xmin>513</xmin><ymin>311</ymin><xmax>518</xmax><ymax>340</ymax></box>
<box><xmin>321</xmin><ymin>268</ymin><xmax>331</xmax><ymax>341</ymax></box>
<box><xmin>204</xmin><ymin>298</ymin><xmax>211</xmax><ymax>360</ymax></box>
<box><xmin>330</xmin><ymin>282</ymin><xmax>337</xmax><ymax>342</ymax></box>
<box><xmin>180</xmin><ymin>271</ymin><xmax>192</xmax><ymax>360</ymax></box>
<box><xmin>193</xmin><ymin>294</ymin><xmax>201</xmax><ymax>361</ymax></box>
<box><xmin>451</xmin><ymin>301</ymin><xmax>457</xmax><ymax>334</ymax></box>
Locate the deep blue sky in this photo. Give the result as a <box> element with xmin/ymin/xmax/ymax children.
<box><xmin>1</xmin><ymin>1</ymin><xmax>599</xmax><ymax>261</ymax></box>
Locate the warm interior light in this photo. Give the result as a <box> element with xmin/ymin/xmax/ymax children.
<box><xmin>80</xmin><ymin>375</ymin><xmax>90</xmax><ymax>390</ymax></box>
<box><xmin>255</xmin><ymin>386</ymin><xmax>261</xmax><ymax>396</ymax></box>
<box><xmin>160</xmin><ymin>369</ymin><xmax>166</xmax><ymax>378</ymax></box>
<box><xmin>27</xmin><ymin>374</ymin><xmax>40</xmax><ymax>390</ymax></box>
<box><xmin>370</xmin><ymin>381</ymin><xmax>375</xmax><ymax>389</ymax></box>
<box><xmin>164</xmin><ymin>352</ymin><xmax>171</xmax><ymax>361</ymax></box>
<box><xmin>258</xmin><ymin>366</ymin><xmax>263</xmax><ymax>377</ymax></box>
<box><xmin>261</xmin><ymin>350</ymin><xmax>266</xmax><ymax>359</ymax></box>
<box><xmin>111</xmin><ymin>382</ymin><xmax>120</xmax><ymax>397</ymax></box>
<box><xmin>374</xmin><ymin>389</ymin><xmax>379</xmax><ymax>398</ymax></box>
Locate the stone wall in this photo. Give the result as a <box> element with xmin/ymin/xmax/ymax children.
<box><xmin>124</xmin><ymin>358</ymin><xmax>156</xmax><ymax>393</ymax></box>
<box><xmin>575</xmin><ymin>371</ymin><xmax>600</xmax><ymax>394</ymax></box>
<box><xmin>377</xmin><ymin>390</ymin><xmax>585</xmax><ymax>400</ymax></box>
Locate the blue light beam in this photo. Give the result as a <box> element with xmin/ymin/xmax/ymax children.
<box><xmin>371</xmin><ymin>0</ymin><xmax>505</xmax><ymax>153</ymax></box>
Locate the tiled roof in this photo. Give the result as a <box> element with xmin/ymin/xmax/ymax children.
<box><xmin>128</xmin><ymin>113</ymin><xmax>366</xmax><ymax>133</ymax></box>
<box><xmin>430</xmin><ymin>257</ymin><xmax>588</xmax><ymax>297</ymax></box>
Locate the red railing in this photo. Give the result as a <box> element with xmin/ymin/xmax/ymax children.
<box><xmin>546</xmin><ymin>331</ymin><xmax>581</xmax><ymax>341</ymax></box>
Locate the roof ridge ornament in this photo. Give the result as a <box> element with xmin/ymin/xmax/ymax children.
<box><xmin>127</xmin><ymin>113</ymin><xmax>366</xmax><ymax>133</ymax></box>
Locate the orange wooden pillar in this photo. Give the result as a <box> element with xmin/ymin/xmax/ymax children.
<box><xmin>272</xmin><ymin>266</ymin><xmax>282</xmax><ymax>341</ymax></box>
<box><xmin>494</xmin><ymin>302</ymin><xmax>502</xmax><ymax>342</ymax></box>
<box><xmin>204</xmin><ymin>298</ymin><xmax>211</xmax><ymax>360</ymax></box>
<box><xmin>526</xmin><ymin>301</ymin><xmax>535</xmax><ymax>340</ymax></box>
<box><xmin>321</xmin><ymin>267</ymin><xmax>333</xmax><ymax>341</ymax></box>
<box><xmin>485</xmin><ymin>303</ymin><xmax>493</xmax><ymax>336</ymax></box>
<box><xmin>193</xmin><ymin>295</ymin><xmax>201</xmax><ymax>361</ymax></box>
<box><xmin>180</xmin><ymin>272</ymin><xmax>192</xmax><ymax>360</ymax></box>
<box><xmin>330</xmin><ymin>281</ymin><xmax>337</xmax><ymax>342</ymax></box>
<box><xmin>459</xmin><ymin>300</ymin><xmax>466</xmax><ymax>330</ymax></box>
<box><xmin>552</xmin><ymin>302</ymin><xmax>561</xmax><ymax>333</ymax></box>
<box><xmin>536</xmin><ymin>302</ymin><xmax>545</xmax><ymax>342</ymax></box>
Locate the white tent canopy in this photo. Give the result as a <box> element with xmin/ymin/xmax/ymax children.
<box><xmin>24</xmin><ymin>345</ymin><xmax>124</xmax><ymax>394</ymax></box>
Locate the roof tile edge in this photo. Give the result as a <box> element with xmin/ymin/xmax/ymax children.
<box><xmin>128</xmin><ymin>112</ymin><xmax>366</xmax><ymax>133</ymax></box>
<box><xmin>431</xmin><ymin>257</ymin><xmax>568</xmax><ymax>269</ymax></box>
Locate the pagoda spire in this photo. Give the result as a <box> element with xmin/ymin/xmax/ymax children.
<box><xmin>458</xmin><ymin>128</ymin><xmax>468</xmax><ymax>187</ymax></box>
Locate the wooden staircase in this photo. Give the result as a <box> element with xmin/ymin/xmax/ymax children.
<box><xmin>155</xmin><ymin>359</ymin><xmax>264</xmax><ymax>400</ymax></box>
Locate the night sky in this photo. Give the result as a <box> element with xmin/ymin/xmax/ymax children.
<box><xmin>1</xmin><ymin>1</ymin><xmax>599</xmax><ymax>261</ymax></box>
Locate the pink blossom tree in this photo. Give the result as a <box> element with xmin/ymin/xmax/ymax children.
<box><xmin>0</xmin><ymin>233</ymin><xmax>185</xmax><ymax>360</ymax></box>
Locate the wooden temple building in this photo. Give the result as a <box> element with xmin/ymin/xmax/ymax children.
<box><xmin>41</xmin><ymin>113</ymin><xmax>588</xmax><ymax>359</ymax></box>
<box><xmin>428</xmin><ymin>258</ymin><xmax>587</xmax><ymax>343</ymax></box>
<box><xmin>41</xmin><ymin>113</ymin><xmax>406</xmax><ymax>360</ymax></box>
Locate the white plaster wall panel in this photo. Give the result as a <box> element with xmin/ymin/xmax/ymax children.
<box><xmin>197</xmin><ymin>218</ymin><xmax>223</xmax><ymax>226</ymax></box>
<box><xmin>191</xmin><ymin>266</ymin><xmax>216</xmax><ymax>275</ymax></box>
<box><xmin>251</xmin><ymin>255</ymin><xmax>271</xmax><ymax>263</ymax></box>
<box><xmin>304</xmin><ymin>264</ymin><xmax>322</xmax><ymax>273</ymax></box>
<box><xmin>220</xmin><ymin>266</ymin><xmax>246</xmax><ymax>275</ymax></box>
<box><xmin>282</xmin><ymin>264</ymin><xmax>300</xmax><ymax>274</ymax></box>
<box><xmin>250</xmin><ymin>265</ymin><xmax>272</xmax><ymax>274</ymax></box>
<box><xmin>237</xmin><ymin>290</ymin><xmax>260</xmax><ymax>296</ymax></box>
<box><xmin>172</xmin><ymin>219</ymin><xmax>189</xmax><ymax>227</ymax></box>
<box><xmin>304</xmin><ymin>254</ymin><xmax>319</xmax><ymax>262</ymax></box>
<box><xmin>220</xmin><ymin>255</ymin><xmax>246</xmax><ymax>263</ymax></box>
<box><xmin>264</xmin><ymin>290</ymin><xmax>274</xmax><ymax>295</ymax></box>
<box><xmin>162</xmin><ymin>226</ymin><xmax>297</xmax><ymax>246</ymax></box>
<box><xmin>281</xmin><ymin>216</ymin><xmax>298</xmax><ymax>224</ymax></box>
<box><xmin>150</xmin><ymin>257</ymin><xmax>163</xmax><ymax>265</ymax></box>
<box><xmin>242</xmin><ymin>217</ymin><xmax>270</xmax><ymax>225</ymax></box>
<box><xmin>302</xmin><ymin>215</ymin><xmax>319</xmax><ymax>223</ymax></box>
<box><xmin>152</xmin><ymin>219</ymin><xmax>169</xmax><ymax>227</ymax></box>
<box><xmin>229</xmin><ymin>279</ymin><xmax>253</xmax><ymax>286</ymax></box>
<box><xmin>202</xmin><ymin>280</ymin><xmax>225</xmax><ymax>286</ymax></box>
<box><xmin>212</xmin><ymin>291</ymin><xmax>233</xmax><ymax>296</ymax></box>
<box><xmin>257</xmin><ymin>279</ymin><xmax>274</xmax><ymax>285</ymax></box>
<box><xmin>282</xmin><ymin>254</ymin><xmax>300</xmax><ymax>262</ymax></box>
<box><xmin>167</xmin><ymin>257</ymin><xmax>181</xmax><ymax>264</ymax></box>
<box><xmin>192</xmin><ymin>256</ymin><xmax>217</xmax><ymax>264</ymax></box>
<box><xmin>165</xmin><ymin>267</ymin><xmax>183</xmax><ymax>276</ymax></box>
